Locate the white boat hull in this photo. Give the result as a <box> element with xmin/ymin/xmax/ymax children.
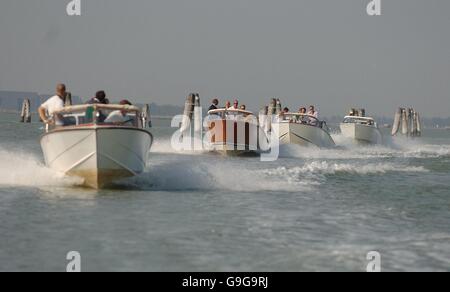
<box><xmin>340</xmin><ymin>123</ymin><xmax>383</xmax><ymax>144</ymax></box>
<box><xmin>41</xmin><ymin>126</ymin><xmax>153</xmax><ymax>189</ymax></box>
<box><xmin>276</xmin><ymin>123</ymin><xmax>335</xmax><ymax>148</ymax></box>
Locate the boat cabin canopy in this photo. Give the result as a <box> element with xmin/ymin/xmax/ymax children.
<box><xmin>207</xmin><ymin>108</ymin><xmax>255</xmax><ymax>118</ymax></box>
<box><xmin>276</xmin><ymin>113</ymin><xmax>329</xmax><ymax>130</ymax></box>
<box><xmin>343</xmin><ymin>116</ymin><xmax>376</xmax><ymax>126</ymax></box>
<box><xmin>48</xmin><ymin>104</ymin><xmax>145</xmax><ymax>130</ymax></box>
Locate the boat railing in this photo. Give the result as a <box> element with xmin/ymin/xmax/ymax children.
<box><xmin>208</xmin><ymin>108</ymin><xmax>255</xmax><ymax>117</ymax></box>
<box><xmin>47</xmin><ymin>104</ymin><xmax>145</xmax><ymax>131</ymax></box>
<box><xmin>342</xmin><ymin>116</ymin><xmax>376</xmax><ymax>127</ymax></box>
<box><xmin>277</xmin><ymin>113</ymin><xmax>328</xmax><ymax>129</ymax></box>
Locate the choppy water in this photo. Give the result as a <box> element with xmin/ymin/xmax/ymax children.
<box><xmin>0</xmin><ymin>113</ymin><xmax>449</xmax><ymax>272</ymax></box>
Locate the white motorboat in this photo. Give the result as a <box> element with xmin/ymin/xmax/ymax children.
<box><xmin>205</xmin><ymin>109</ymin><xmax>264</xmax><ymax>156</ymax></box>
<box><xmin>273</xmin><ymin>113</ymin><xmax>335</xmax><ymax>148</ymax></box>
<box><xmin>40</xmin><ymin>104</ymin><xmax>153</xmax><ymax>189</ymax></box>
<box><xmin>340</xmin><ymin>115</ymin><xmax>383</xmax><ymax>144</ymax></box>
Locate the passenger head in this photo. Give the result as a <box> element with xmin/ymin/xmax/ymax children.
<box><xmin>56</xmin><ymin>84</ymin><xmax>66</xmax><ymax>98</ymax></box>
<box><xmin>309</xmin><ymin>105</ymin><xmax>315</xmax><ymax>112</ymax></box>
<box><xmin>283</xmin><ymin>107</ymin><xmax>289</xmax><ymax>113</ymax></box>
<box><xmin>96</xmin><ymin>91</ymin><xmax>107</xmax><ymax>103</ymax></box>
<box><xmin>226</xmin><ymin>101</ymin><xmax>231</xmax><ymax>108</ymax></box>
<box><xmin>240</xmin><ymin>105</ymin><xmax>246</xmax><ymax>111</ymax></box>
<box><xmin>212</xmin><ymin>98</ymin><xmax>219</xmax><ymax>106</ymax></box>
<box><xmin>120</xmin><ymin>99</ymin><xmax>132</xmax><ymax>106</ymax></box>
<box><xmin>119</xmin><ymin>99</ymin><xmax>132</xmax><ymax>115</ymax></box>
<box><xmin>300</xmin><ymin>107</ymin><xmax>307</xmax><ymax>114</ymax></box>
<box><xmin>233</xmin><ymin>100</ymin><xmax>239</xmax><ymax>109</ymax></box>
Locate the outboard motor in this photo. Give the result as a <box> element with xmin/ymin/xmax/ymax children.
<box><xmin>20</xmin><ymin>99</ymin><xmax>31</xmax><ymax>123</ymax></box>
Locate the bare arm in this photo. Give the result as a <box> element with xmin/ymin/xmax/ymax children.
<box><xmin>38</xmin><ymin>107</ymin><xmax>48</xmax><ymax>123</ymax></box>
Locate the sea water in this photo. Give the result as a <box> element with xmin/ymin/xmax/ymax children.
<box><xmin>0</xmin><ymin>113</ymin><xmax>449</xmax><ymax>271</ymax></box>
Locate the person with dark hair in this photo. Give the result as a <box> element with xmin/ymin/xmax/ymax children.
<box><xmin>87</xmin><ymin>90</ymin><xmax>110</xmax><ymax>105</ymax></box>
<box><xmin>85</xmin><ymin>90</ymin><xmax>110</xmax><ymax>122</ymax></box>
<box><xmin>208</xmin><ymin>98</ymin><xmax>219</xmax><ymax>111</ymax></box>
<box><xmin>105</xmin><ymin>99</ymin><xmax>133</xmax><ymax>125</ymax></box>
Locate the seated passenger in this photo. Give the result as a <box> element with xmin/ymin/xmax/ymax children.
<box><xmin>104</xmin><ymin>100</ymin><xmax>133</xmax><ymax>125</ymax></box>
<box><xmin>276</xmin><ymin>107</ymin><xmax>290</xmax><ymax>122</ymax></box>
<box><xmin>208</xmin><ymin>98</ymin><xmax>219</xmax><ymax>112</ymax></box>
<box><xmin>87</xmin><ymin>91</ymin><xmax>110</xmax><ymax>105</ymax></box>
<box><xmin>86</xmin><ymin>91</ymin><xmax>110</xmax><ymax>122</ymax></box>
<box><xmin>307</xmin><ymin>105</ymin><xmax>319</xmax><ymax>126</ymax></box>
<box><xmin>228</xmin><ymin>100</ymin><xmax>239</xmax><ymax>110</ymax></box>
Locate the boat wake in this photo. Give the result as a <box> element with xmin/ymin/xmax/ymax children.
<box><xmin>266</xmin><ymin>161</ymin><xmax>428</xmax><ymax>177</ymax></box>
<box><xmin>116</xmin><ymin>155</ymin><xmax>317</xmax><ymax>192</ymax></box>
<box><xmin>0</xmin><ymin>147</ymin><xmax>83</xmax><ymax>188</ymax></box>
<box><xmin>0</xmin><ymin>136</ymin><xmax>443</xmax><ymax>192</ymax></box>
<box><xmin>280</xmin><ymin>134</ymin><xmax>450</xmax><ymax>160</ymax></box>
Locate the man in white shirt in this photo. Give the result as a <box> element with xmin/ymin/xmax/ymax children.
<box><xmin>38</xmin><ymin>84</ymin><xmax>66</xmax><ymax>126</ymax></box>
<box><xmin>104</xmin><ymin>100</ymin><xmax>133</xmax><ymax>125</ymax></box>
<box><xmin>228</xmin><ymin>100</ymin><xmax>239</xmax><ymax>110</ymax></box>
<box><xmin>307</xmin><ymin>105</ymin><xmax>319</xmax><ymax>126</ymax></box>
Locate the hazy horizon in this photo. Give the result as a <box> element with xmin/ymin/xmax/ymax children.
<box><xmin>1</xmin><ymin>0</ymin><xmax>449</xmax><ymax>118</ymax></box>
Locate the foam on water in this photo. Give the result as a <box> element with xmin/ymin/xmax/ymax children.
<box><xmin>279</xmin><ymin>134</ymin><xmax>450</xmax><ymax>160</ymax></box>
<box><xmin>0</xmin><ymin>134</ymin><xmax>444</xmax><ymax>191</ymax></box>
<box><xmin>266</xmin><ymin>161</ymin><xmax>428</xmax><ymax>178</ymax></box>
<box><xmin>119</xmin><ymin>156</ymin><xmax>317</xmax><ymax>192</ymax></box>
<box><xmin>0</xmin><ymin>147</ymin><xmax>82</xmax><ymax>188</ymax></box>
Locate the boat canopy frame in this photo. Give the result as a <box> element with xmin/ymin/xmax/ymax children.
<box><xmin>47</xmin><ymin>104</ymin><xmax>145</xmax><ymax>132</ymax></box>
<box><xmin>342</xmin><ymin>116</ymin><xmax>377</xmax><ymax>126</ymax></box>
<box><xmin>207</xmin><ymin>108</ymin><xmax>255</xmax><ymax>117</ymax></box>
<box><xmin>277</xmin><ymin>113</ymin><xmax>329</xmax><ymax>130</ymax></box>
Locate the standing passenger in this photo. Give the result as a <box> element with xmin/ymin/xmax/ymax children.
<box><xmin>38</xmin><ymin>84</ymin><xmax>66</xmax><ymax>126</ymax></box>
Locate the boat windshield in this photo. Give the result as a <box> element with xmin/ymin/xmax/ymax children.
<box><xmin>343</xmin><ymin>116</ymin><xmax>376</xmax><ymax>126</ymax></box>
<box><xmin>277</xmin><ymin>113</ymin><xmax>327</xmax><ymax>129</ymax></box>
<box><xmin>48</xmin><ymin>104</ymin><xmax>144</xmax><ymax>130</ymax></box>
<box><xmin>207</xmin><ymin>109</ymin><xmax>255</xmax><ymax>119</ymax></box>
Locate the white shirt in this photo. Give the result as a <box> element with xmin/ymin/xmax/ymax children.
<box><xmin>41</xmin><ymin>95</ymin><xmax>65</xmax><ymax>125</ymax></box>
<box><xmin>308</xmin><ymin>110</ymin><xmax>319</xmax><ymax>126</ymax></box>
<box><xmin>105</xmin><ymin>110</ymin><xmax>129</xmax><ymax>124</ymax></box>
<box><xmin>308</xmin><ymin>110</ymin><xmax>319</xmax><ymax>118</ymax></box>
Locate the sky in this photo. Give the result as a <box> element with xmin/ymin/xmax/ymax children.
<box><xmin>0</xmin><ymin>0</ymin><xmax>449</xmax><ymax>117</ymax></box>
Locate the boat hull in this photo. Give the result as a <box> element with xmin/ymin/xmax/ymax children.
<box><xmin>277</xmin><ymin>123</ymin><xmax>335</xmax><ymax>148</ymax></box>
<box><xmin>40</xmin><ymin>126</ymin><xmax>153</xmax><ymax>189</ymax></box>
<box><xmin>340</xmin><ymin>123</ymin><xmax>382</xmax><ymax>144</ymax></box>
<box><xmin>206</xmin><ymin>119</ymin><xmax>260</xmax><ymax>156</ymax></box>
